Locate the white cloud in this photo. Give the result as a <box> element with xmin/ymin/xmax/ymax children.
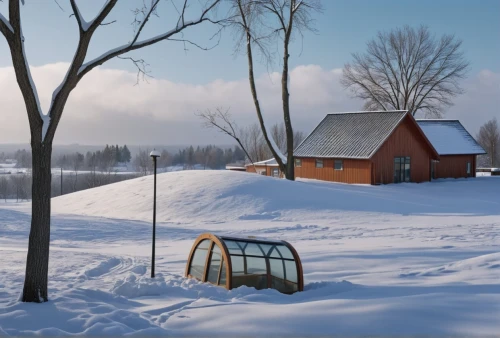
<box><xmin>0</xmin><ymin>63</ymin><xmax>498</xmax><ymax>145</ymax></box>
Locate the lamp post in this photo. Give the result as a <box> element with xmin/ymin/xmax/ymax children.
<box><xmin>149</xmin><ymin>149</ymin><xmax>161</xmax><ymax>278</ymax></box>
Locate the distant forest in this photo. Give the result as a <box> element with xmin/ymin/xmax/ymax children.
<box><xmin>0</xmin><ymin>144</ymin><xmax>246</xmax><ymax>201</ymax></box>
<box><xmin>0</xmin><ymin>144</ymin><xmax>246</xmax><ymax>173</ymax></box>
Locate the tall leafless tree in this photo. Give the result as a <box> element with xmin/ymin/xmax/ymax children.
<box><xmin>196</xmin><ymin>108</ymin><xmax>256</xmax><ymax>166</ymax></box>
<box><xmin>341</xmin><ymin>25</ymin><xmax>470</xmax><ymax>118</ymax></box>
<box><xmin>0</xmin><ymin>0</ymin><xmax>223</xmax><ymax>302</ymax></box>
<box><xmin>477</xmin><ymin>118</ymin><xmax>500</xmax><ymax>167</ymax></box>
<box><xmin>229</xmin><ymin>0</ymin><xmax>322</xmax><ymax>180</ymax></box>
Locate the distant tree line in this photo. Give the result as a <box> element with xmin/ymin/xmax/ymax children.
<box><xmin>132</xmin><ymin>145</ymin><xmax>246</xmax><ymax>175</ymax></box>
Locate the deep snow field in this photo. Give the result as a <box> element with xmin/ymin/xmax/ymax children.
<box><xmin>1</xmin><ymin>170</ymin><xmax>499</xmax><ymax>336</ymax></box>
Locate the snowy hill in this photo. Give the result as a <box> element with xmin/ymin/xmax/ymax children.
<box><xmin>52</xmin><ymin>170</ymin><xmax>500</xmax><ymax>223</ymax></box>
<box><xmin>1</xmin><ymin>171</ymin><xmax>500</xmax><ymax>336</ymax></box>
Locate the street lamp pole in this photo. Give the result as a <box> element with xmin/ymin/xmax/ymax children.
<box><xmin>149</xmin><ymin>149</ymin><xmax>161</xmax><ymax>278</ymax></box>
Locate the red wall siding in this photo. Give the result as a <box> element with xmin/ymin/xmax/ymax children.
<box><xmin>434</xmin><ymin>155</ymin><xmax>476</xmax><ymax>179</ymax></box>
<box><xmin>371</xmin><ymin>116</ymin><xmax>434</xmax><ymax>184</ymax></box>
<box><xmin>295</xmin><ymin>158</ymin><xmax>372</xmax><ymax>184</ymax></box>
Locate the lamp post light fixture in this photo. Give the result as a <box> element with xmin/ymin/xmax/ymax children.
<box><xmin>149</xmin><ymin>149</ymin><xmax>161</xmax><ymax>278</ymax></box>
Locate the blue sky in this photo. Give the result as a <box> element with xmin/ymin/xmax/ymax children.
<box><xmin>0</xmin><ymin>0</ymin><xmax>499</xmax><ymax>145</ymax></box>
<box><xmin>1</xmin><ymin>0</ymin><xmax>498</xmax><ymax>82</ymax></box>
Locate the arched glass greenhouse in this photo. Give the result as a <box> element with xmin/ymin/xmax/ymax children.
<box><xmin>185</xmin><ymin>233</ymin><xmax>303</xmax><ymax>294</ymax></box>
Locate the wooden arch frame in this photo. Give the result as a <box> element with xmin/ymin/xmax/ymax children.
<box><xmin>185</xmin><ymin>233</ymin><xmax>232</xmax><ymax>290</ymax></box>
<box><xmin>185</xmin><ymin>233</ymin><xmax>304</xmax><ymax>293</ymax></box>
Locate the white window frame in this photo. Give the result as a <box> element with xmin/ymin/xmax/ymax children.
<box><xmin>295</xmin><ymin>158</ymin><xmax>302</xmax><ymax>167</ymax></box>
<box><xmin>334</xmin><ymin>160</ymin><xmax>343</xmax><ymax>171</ymax></box>
<box><xmin>315</xmin><ymin>159</ymin><xmax>323</xmax><ymax>168</ymax></box>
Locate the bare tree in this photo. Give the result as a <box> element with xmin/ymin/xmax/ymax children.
<box><xmin>0</xmin><ymin>0</ymin><xmax>223</xmax><ymax>302</ymax></box>
<box><xmin>0</xmin><ymin>176</ymin><xmax>8</xmax><ymax>202</ymax></box>
<box><xmin>197</xmin><ymin>108</ymin><xmax>256</xmax><ymax>166</ymax></box>
<box><xmin>477</xmin><ymin>118</ymin><xmax>500</xmax><ymax>167</ymax></box>
<box><xmin>229</xmin><ymin>0</ymin><xmax>322</xmax><ymax>180</ymax></box>
<box><xmin>70</xmin><ymin>152</ymin><xmax>84</xmax><ymax>192</ymax></box>
<box><xmin>270</xmin><ymin>122</ymin><xmax>306</xmax><ymax>154</ymax></box>
<box><xmin>133</xmin><ymin>149</ymin><xmax>153</xmax><ymax>175</ymax></box>
<box><xmin>240</xmin><ymin>123</ymin><xmax>269</xmax><ymax>162</ymax></box>
<box><xmin>341</xmin><ymin>25</ymin><xmax>470</xmax><ymax>118</ymax></box>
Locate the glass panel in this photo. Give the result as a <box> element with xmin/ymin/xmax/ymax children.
<box><xmin>334</xmin><ymin>160</ymin><xmax>343</xmax><ymax>170</ymax></box>
<box><xmin>231</xmin><ymin>256</ymin><xmax>268</xmax><ymax>290</ymax></box>
<box><xmin>395</xmin><ymin>157</ymin><xmax>401</xmax><ymax>163</ymax></box>
<box><xmin>189</xmin><ymin>247</ymin><xmax>209</xmax><ymax>280</ymax></box>
<box><xmin>400</xmin><ymin>159</ymin><xmax>404</xmax><ymax>182</ymax></box>
<box><xmin>212</xmin><ymin>244</ymin><xmax>221</xmax><ymax>254</ymax></box>
<box><xmin>230</xmin><ymin>255</ymin><xmax>245</xmax><ymax>275</ymax></box>
<box><xmin>269</xmin><ymin>258</ymin><xmax>285</xmax><ymax>280</ymax></box>
<box><xmin>269</xmin><ymin>246</ymin><xmax>282</xmax><ymax>258</ymax></box>
<box><xmin>223</xmin><ymin>240</ymin><xmax>243</xmax><ymax>255</ymax></box>
<box><xmin>274</xmin><ymin>245</ymin><xmax>294</xmax><ymax>259</ymax></box>
<box><xmin>219</xmin><ymin>259</ymin><xmax>226</xmax><ymax>286</ymax></box>
<box><xmin>197</xmin><ymin>239</ymin><xmax>210</xmax><ymax>249</ymax></box>
<box><xmin>295</xmin><ymin>159</ymin><xmax>302</xmax><ymax>167</ymax></box>
<box><xmin>284</xmin><ymin>260</ymin><xmax>298</xmax><ymax>283</ymax></box>
<box><xmin>207</xmin><ymin>251</ymin><xmax>222</xmax><ymax>284</ymax></box>
<box><xmin>243</xmin><ymin>242</ymin><xmax>265</xmax><ymax>256</ymax></box>
<box><xmin>246</xmin><ymin>257</ymin><xmax>267</xmax><ymax>275</ymax></box>
<box><xmin>467</xmin><ymin>162</ymin><xmax>471</xmax><ymax>174</ymax></box>
<box><xmin>232</xmin><ymin>274</ymin><xmax>268</xmax><ymax>290</ymax></box>
<box><xmin>316</xmin><ymin>159</ymin><xmax>323</xmax><ymax>168</ymax></box>
<box><xmin>258</xmin><ymin>244</ymin><xmax>274</xmax><ymax>256</ymax></box>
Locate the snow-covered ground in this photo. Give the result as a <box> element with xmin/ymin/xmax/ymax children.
<box><xmin>0</xmin><ymin>171</ymin><xmax>499</xmax><ymax>336</ymax></box>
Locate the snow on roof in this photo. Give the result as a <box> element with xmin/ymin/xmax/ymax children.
<box><xmin>245</xmin><ymin>158</ymin><xmax>282</xmax><ymax>167</ymax></box>
<box><xmin>416</xmin><ymin>120</ymin><xmax>486</xmax><ymax>155</ymax></box>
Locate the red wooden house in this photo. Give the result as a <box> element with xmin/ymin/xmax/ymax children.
<box><xmin>294</xmin><ymin>111</ymin><xmax>441</xmax><ymax>184</ymax></box>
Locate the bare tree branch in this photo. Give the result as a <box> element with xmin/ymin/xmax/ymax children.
<box><xmin>117</xmin><ymin>55</ymin><xmax>152</xmax><ymax>84</ymax></box>
<box><xmin>77</xmin><ymin>0</ymin><xmax>222</xmax><ymax>79</ymax></box>
<box><xmin>196</xmin><ymin>108</ymin><xmax>256</xmax><ymax>167</ymax></box>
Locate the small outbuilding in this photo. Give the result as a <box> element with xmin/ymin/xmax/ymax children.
<box><xmin>245</xmin><ymin>158</ymin><xmax>283</xmax><ymax>177</ymax></box>
<box><xmin>416</xmin><ymin>120</ymin><xmax>486</xmax><ymax>179</ymax></box>
<box><xmin>185</xmin><ymin>233</ymin><xmax>303</xmax><ymax>294</ymax></box>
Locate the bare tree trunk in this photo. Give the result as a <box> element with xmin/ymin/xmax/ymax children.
<box><xmin>240</xmin><ymin>3</ymin><xmax>286</xmax><ymax>175</ymax></box>
<box><xmin>22</xmin><ymin>141</ymin><xmax>52</xmax><ymax>302</ymax></box>
<box><xmin>282</xmin><ymin>12</ymin><xmax>294</xmax><ymax>180</ymax></box>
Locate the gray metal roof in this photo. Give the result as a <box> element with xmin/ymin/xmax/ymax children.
<box><xmin>294</xmin><ymin>111</ymin><xmax>408</xmax><ymax>159</ymax></box>
<box><xmin>416</xmin><ymin>120</ymin><xmax>486</xmax><ymax>155</ymax></box>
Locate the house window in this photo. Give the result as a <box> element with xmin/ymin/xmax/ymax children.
<box><xmin>466</xmin><ymin>162</ymin><xmax>471</xmax><ymax>177</ymax></box>
<box><xmin>334</xmin><ymin>160</ymin><xmax>343</xmax><ymax>170</ymax></box>
<box><xmin>315</xmin><ymin>159</ymin><xmax>323</xmax><ymax>168</ymax></box>
<box><xmin>394</xmin><ymin>157</ymin><xmax>410</xmax><ymax>183</ymax></box>
<box><xmin>295</xmin><ymin>159</ymin><xmax>302</xmax><ymax>167</ymax></box>
<box><xmin>272</xmin><ymin>168</ymin><xmax>279</xmax><ymax>177</ymax></box>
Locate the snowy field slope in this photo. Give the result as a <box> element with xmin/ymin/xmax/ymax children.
<box><xmin>1</xmin><ymin>171</ymin><xmax>500</xmax><ymax>336</ymax></box>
